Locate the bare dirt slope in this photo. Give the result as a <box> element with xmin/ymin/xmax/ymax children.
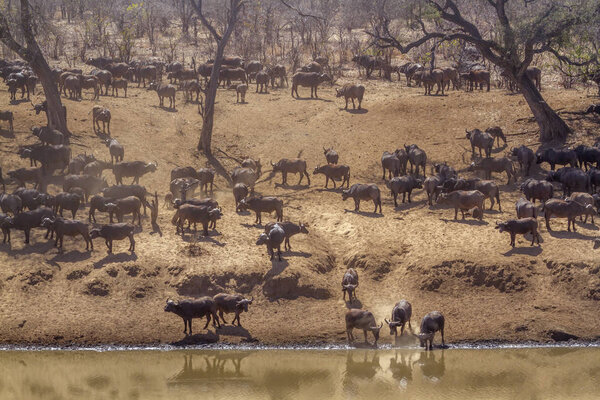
<box><xmin>0</xmin><ymin>76</ymin><xmax>599</xmax><ymax>347</ymax></box>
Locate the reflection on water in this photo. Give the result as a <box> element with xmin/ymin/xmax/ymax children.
<box><xmin>0</xmin><ymin>347</ymin><xmax>598</xmax><ymax>399</ymax></box>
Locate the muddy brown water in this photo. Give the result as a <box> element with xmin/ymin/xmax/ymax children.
<box><xmin>0</xmin><ymin>347</ymin><xmax>598</xmax><ymax>399</ymax></box>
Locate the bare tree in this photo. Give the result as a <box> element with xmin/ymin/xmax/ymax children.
<box><xmin>190</xmin><ymin>0</ymin><xmax>244</xmax><ymax>183</ymax></box>
<box><xmin>0</xmin><ymin>0</ymin><xmax>69</xmax><ymax>135</ymax></box>
<box><xmin>367</xmin><ymin>0</ymin><xmax>599</xmax><ymax>143</ymax></box>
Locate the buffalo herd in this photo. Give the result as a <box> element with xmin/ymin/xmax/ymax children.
<box><xmin>0</xmin><ymin>53</ymin><xmax>597</xmax><ymax>348</ymax></box>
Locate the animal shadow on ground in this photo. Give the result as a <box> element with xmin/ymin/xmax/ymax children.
<box><xmin>440</xmin><ymin>218</ymin><xmax>488</xmax><ymax>226</ymax></box>
<box><xmin>547</xmin><ymin>230</ymin><xmax>598</xmax><ymax>240</ymax></box>
<box><xmin>344</xmin><ymin>209</ymin><xmax>384</xmax><ymax>218</ymax></box>
<box><xmin>393</xmin><ymin>200</ymin><xmax>426</xmax><ymax>212</ymax></box>
<box><xmin>241</xmin><ymin>222</ymin><xmax>261</xmax><ymax>229</ymax></box>
<box><xmin>93</xmin><ymin>251</ymin><xmax>137</xmax><ymax>268</ymax></box>
<box><xmin>171</xmin><ymin>330</ymin><xmax>219</xmax><ymax>346</ymax></box>
<box><xmin>503</xmin><ymin>245</ymin><xmax>543</xmax><ymax>257</ymax></box>
<box><xmin>294</xmin><ymin>97</ymin><xmax>333</xmax><ymax>102</ymax></box>
<box><xmin>0</xmin><ymin>129</ymin><xmax>14</xmax><ymax>138</ymax></box>
<box><xmin>576</xmin><ymin>222</ymin><xmax>599</xmax><ymax>231</ymax></box>
<box><xmin>316</xmin><ymin>187</ymin><xmax>343</xmax><ymax>193</ymax></box>
<box><xmin>286</xmin><ymin>250</ymin><xmax>311</xmax><ymax>258</ymax></box>
<box><xmin>491</xmin><ymin>144</ymin><xmax>508</xmax><ymax>154</ymax></box>
<box><xmin>9</xmin><ymin>98</ymin><xmax>30</xmax><ymax>105</ymax></box>
<box><xmin>6</xmin><ymin>240</ymin><xmax>54</xmax><ymax>256</ymax></box>
<box><xmin>345</xmin><ymin>299</ymin><xmax>363</xmax><ymax>309</ymax></box>
<box><xmin>341</xmin><ymin>107</ymin><xmax>368</xmax><ymax>114</ymax></box>
<box><xmin>217</xmin><ymin>325</ymin><xmax>254</xmax><ymax>341</ymax></box>
<box><xmin>197</xmin><ymin>234</ymin><xmax>226</xmax><ymax>247</ymax></box>
<box><xmin>274</xmin><ymin>183</ymin><xmax>310</xmax><ymax>190</ymax></box>
<box><xmin>152</xmin><ymin>105</ymin><xmax>178</xmax><ymax>113</ymax></box>
<box><xmin>263</xmin><ymin>258</ymin><xmax>289</xmax><ymax>280</ymax></box>
<box><xmin>49</xmin><ymin>249</ymin><xmax>92</xmax><ymax>262</ymax></box>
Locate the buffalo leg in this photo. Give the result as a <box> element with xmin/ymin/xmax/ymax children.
<box><xmin>393</xmin><ymin>193</ymin><xmax>398</xmax><ymax>208</ymax></box>
<box><xmin>346</xmin><ymin>329</ymin><xmax>353</xmax><ymax>342</ymax></box>
<box><xmin>183</xmin><ymin>319</ymin><xmax>188</xmax><ymax>335</ymax></box>
<box><xmin>345</xmin><ymin>98</ymin><xmax>348</xmax><ymax>110</ymax></box>
<box><xmin>363</xmin><ymin>329</ymin><xmax>369</xmax><ymax>344</ymax></box>
<box><xmin>106</xmin><ymin>239</ymin><xmax>112</xmax><ymax>253</ymax></box>
<box><xmin>285</xmin><ymin>237</ymin><xmax>291</xmax><ymax>251</ymax></box>
<box><xmin>354</xmin><ymin>199</ymin><xmax>360</xmax><ymax>211</ymax></box>
<box><xmin>219</xmin><ymin>310</ymin><xmax>228</xmax><ymax>324</ymax></box>
<box><xmin>129</xmin><ymin>235</ymin><xmax>135</xmax><ymax>252</ymax></box>
<box><xmin>203</xmin><ymin>314</ymin><xmax>211</xmax><ymax>329</ymax></box>
<box><xmin>510</xmin><ymin>232</ymin><xmax>516</xmax><ymax>247</ymax></box>
<box><xmin>454</xmin><ymin>208</ymin><xmax>459</xmax><ymax>220</ymax></box>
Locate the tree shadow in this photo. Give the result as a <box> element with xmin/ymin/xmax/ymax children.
<box><xmin>206</xmin><ymin>153</ymin><xmax>233</xmax><ymax>186</ymax></box>
<box><xmin>341</xmin><ymin>108</ymin><xmax>368</xmax><ymax>114</ymax></box>
<box><xmin>503</xmin><ymin>245</ymin><xmax>543</xmax><ymax>257</ymax></box>
<box><xmin>93</xmin><ymin>251</ymin><xmax>137</xmax><ymax>268</ymax></box>
<box><xmin>171</xmin><ymin>330</ymin><xmax>219</xmax><ymax>346</ymax></box>
<box><xmin>344</xmin><ymin>209</ymin><xmax>384</xmax><ymax>218</ymax></box>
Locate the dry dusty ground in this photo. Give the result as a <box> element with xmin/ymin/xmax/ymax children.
<box><xmin>0</xmin><ymin>72</ymin><xmax>599</xmax><ymax>347</ymax></box>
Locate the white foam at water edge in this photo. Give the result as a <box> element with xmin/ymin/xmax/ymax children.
<box><xmin>0</xmin><ymin>340</ymin><xmax>598</xmax><ymax>352</ymax></box>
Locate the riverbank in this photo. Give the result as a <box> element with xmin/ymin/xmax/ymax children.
<box><xmin>0</xmin><ymin>80</ymin><xmax>599</xmax><ymax>348</ymax></box>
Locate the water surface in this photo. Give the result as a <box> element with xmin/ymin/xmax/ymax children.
<box><xmin>0</xmin><ymin>347</ymin><xmax>598</xmax><ymax>399</ymax></box>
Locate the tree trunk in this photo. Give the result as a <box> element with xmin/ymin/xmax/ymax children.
<box><xmin>518</xmin><ymin>75</ymin><xmax>570</xmax><ymax>143</ymax></box>
<box><xmin>29</xmin><ymin>50</ymin><xmax>69</xmax><ymax>136</ymax></box>
<box><xmin>197</xmin><ymin>38</ymin><xmax>227</xmax><ymax>154</ymax></box>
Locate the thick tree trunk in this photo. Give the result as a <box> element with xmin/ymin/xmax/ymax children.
<box><xmin>518</xmin><ymin>75</ymin><xmax>570</xmax><ymax>143</ymax></box>
<box><xmin>197</xmin><ymin>38</ymin><xmax>227</xmax><ymax>154</ymax></box>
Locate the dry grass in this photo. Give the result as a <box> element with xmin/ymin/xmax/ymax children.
<box><xmin>0</xmin><ymin>71</ymin><xmax>599</xmax><ymax>346</ymax></box>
